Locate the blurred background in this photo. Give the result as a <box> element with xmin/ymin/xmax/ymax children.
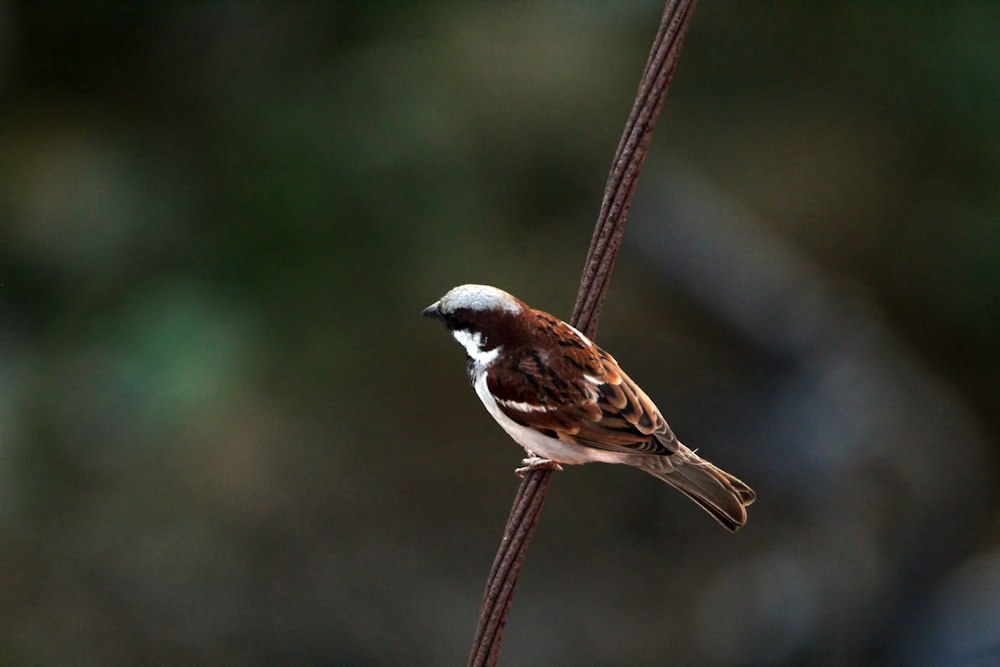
<box><xmin>1</xmin><ymin>2</ymin><xmax>998</xmax><ymax>665</ymax></box>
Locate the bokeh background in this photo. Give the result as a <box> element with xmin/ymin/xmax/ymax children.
<box><xmin>2</xmin><ymin>2</ymin><xmax>998</xmax><ymax>665</ymax></box>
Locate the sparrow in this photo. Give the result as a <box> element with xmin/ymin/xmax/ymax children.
<box><xmin>423</xmin><ymin>284</ymin><xmax>755</xmax><ymax>531</ymax></box>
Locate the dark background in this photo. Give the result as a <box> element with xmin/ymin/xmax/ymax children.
<box><xmin>2</xmin><ymin>3</ymin><xmax>998</xmax><ymax>665</ymax></box>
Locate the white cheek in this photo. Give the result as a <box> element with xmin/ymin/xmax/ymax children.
<box><xmin>451</xmin><ymin>329</ymin><xmax>499</xmax><ymax>367</ymax></box>
<box><xmin>451</xmin><ymin>329</ymin><xmax>480</xmax><ymax>356</ymax></box>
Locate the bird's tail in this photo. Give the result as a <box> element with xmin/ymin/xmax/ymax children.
<box><xmin>639</xmin><ymin>446</ymin><xmax>755</xmax><ymax>532</ymax></box>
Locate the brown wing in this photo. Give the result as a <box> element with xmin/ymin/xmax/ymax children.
<box><xmin>487</xmin><ymin>331</ymin><xmax>677</xmax><ymax>456</ymax></box>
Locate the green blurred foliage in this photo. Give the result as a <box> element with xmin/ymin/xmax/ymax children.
<box><xmin>0</xmin><ymin>2</ymin><xmax>997</xmax><ymax>665</ymax></box>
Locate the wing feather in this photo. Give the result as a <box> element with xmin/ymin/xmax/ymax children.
<box><xmin>487</xmin><ymin>335</ymin><xmax>677</xmax><ymax>457</ymax></box>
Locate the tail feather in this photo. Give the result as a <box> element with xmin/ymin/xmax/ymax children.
<box><xmin>640</xmin><ymin>448</ymin><xmax>755</xmax><ymax>532</ymax></box>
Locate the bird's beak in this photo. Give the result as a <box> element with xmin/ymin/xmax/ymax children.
<box><xmin>422</xmin><ymin>301</ymin><xmax>442</xmax><ymax>319</ymax></box>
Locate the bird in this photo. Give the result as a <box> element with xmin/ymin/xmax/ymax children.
<box><xmin>423</xmin><ymin>284</ymin><xmax>755</xmax><ymax>532</ymax></box>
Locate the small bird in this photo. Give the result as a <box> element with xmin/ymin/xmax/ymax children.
<box><xmin>423</xmin><ymin>284</ymin><xmax>755</xmax><ymax>531</ymax></box>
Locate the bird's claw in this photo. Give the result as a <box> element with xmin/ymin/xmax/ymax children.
<box><xmin>516</xmin><ymin>455</ymin><xmax>563</xmax><ymax>477</ymax></box>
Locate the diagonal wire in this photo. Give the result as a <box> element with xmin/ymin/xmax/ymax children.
<box><xmin>468</xmin><ymin>2</ymin><xmax>698</xmax><ymax>665</ymax></box>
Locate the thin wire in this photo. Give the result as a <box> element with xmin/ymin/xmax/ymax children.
<box><xmin>468</xmin><ymin>2</ymin><xmax>698</xmax><ymax>665</ymax></box>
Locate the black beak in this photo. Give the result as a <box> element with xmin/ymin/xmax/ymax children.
<box><xmin>422</xmin><ymin>301</ymin><xmax>442</xmax><ymax>319</ymax></box>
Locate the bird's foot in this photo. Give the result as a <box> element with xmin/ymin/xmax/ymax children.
<box><xmin>516</xmin><ymin>455</ymin><xmax>563</xmax><ymax>477</ymax></box>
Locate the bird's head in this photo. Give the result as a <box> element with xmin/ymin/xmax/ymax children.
<box><xmin>423</xmin><ymin>284</ymin><xmax>528</xmax><ymax>357</ymax></box>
